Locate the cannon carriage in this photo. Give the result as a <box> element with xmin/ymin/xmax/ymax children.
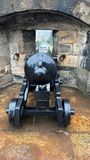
<box><xmin>6</xmin><ymin>51</ymin><xmax>74</xmax><ymax>127</ymax></box>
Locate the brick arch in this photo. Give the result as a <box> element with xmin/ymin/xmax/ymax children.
<box><xmin>0</xmin><ymin>0</ymin><xmax>90</xmax><ymax>25</ymax></box>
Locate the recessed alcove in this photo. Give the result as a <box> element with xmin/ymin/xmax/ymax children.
<box><xmin>0</xmin><ymin>10</ymin><xmax>90</xmax><ymax>94</ymax></box>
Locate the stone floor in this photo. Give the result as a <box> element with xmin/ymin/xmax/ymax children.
<box><xmin>0</xmin><ymin>84</ymin><xmax>90</xmax><ymax>160</ymax></box>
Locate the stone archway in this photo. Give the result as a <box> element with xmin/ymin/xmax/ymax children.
<box><xmin>0</xmin><ymin>0</ymin><xmax>90</xmax><ymax>25</ymax></box>
<box><xmin>0</xmin><ymin>7</ymin><xmax>90</xmax><ymax>93</ymax></box>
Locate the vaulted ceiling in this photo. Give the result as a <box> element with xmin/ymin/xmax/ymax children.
<box><xmin>0</xmin><ymin>0</ymin><xmax>90</xmax><ymax>25</ymax></box>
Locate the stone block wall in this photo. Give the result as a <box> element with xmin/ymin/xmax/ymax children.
<box><xmin>0</xmin><ymin>25</ymin><xmax>13</xmax><ymax>87</ymax></box>
<box><xmin>9</xmin><ymin>30</ymin><xmax>25</xmax><ymax>77</ymax></box>
<box><xmin>77</xmin><ymin>32</ymin><xmax>90</xmax><ymax>94</ymax></box>
<box><xmin>8</xmin><ymin>29</ymin><xmax>88</xmax><ymax>87</ymax></box>
<box><xmin>58</xmin><ymin>31</ymin><xmax>87</xmax><ymax>55</ymax></box>
<box><xmin>0</xmin><ymin>26</ymin><xmax>11</xmax><ymax>75</ymax></box>
<box><xmin>8</xmin><ymin>14</ymin><xmax>90</xmax><ymax>87</ymax></box>
<box><xmin>57</xmin><ymin>30</ymin><xmax>88</xmax><ymax>87</ymax></box>
<box><xmin>77</xmin><ymin>68</ymin><xmax>90</xmax><ymax>94</ymax></box>
<box><xmin>0</xmin><ymin>27</ymin><xmax>10</xmax><ymax>72</ymax></box>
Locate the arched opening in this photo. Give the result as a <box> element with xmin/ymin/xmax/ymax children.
<box><xmin>0</xmin><ymin>10</ymin><xmax>90</xmax><ymax>93</ymax></box>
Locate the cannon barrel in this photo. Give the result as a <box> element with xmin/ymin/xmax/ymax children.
<box><xmin>25</xmin><ymin>52</ymin><xmax>57</xmax><ymax>84</ymax></box>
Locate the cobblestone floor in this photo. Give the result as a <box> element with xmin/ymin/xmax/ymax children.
<box><xmin>0</xmin><ymin>84</ymin><xmax>90</xmax><ymax>160</ymax></box>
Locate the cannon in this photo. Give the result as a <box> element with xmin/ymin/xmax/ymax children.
<box><xmin>6</xmin><ymin>51</ymin><xmax>74</xmax><ymax>127</ymax></box>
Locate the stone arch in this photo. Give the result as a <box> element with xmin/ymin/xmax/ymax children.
<box><xmin>0</xmin><ymin>3</ymin><xmax>90</xmax><ymax>93</ymax></box>
<box><xmin>0</xmin><ymin>0</ymin><xmax>90</xmax><ymax>25</ymax></box>
<box><xmin>1</xmin><ymin>9</ymin><xmax>88</xmax><ymax>78</ymax></box>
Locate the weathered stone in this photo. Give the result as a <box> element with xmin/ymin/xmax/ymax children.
<box><xmin>0</xmin><ymin>1</ymin><xmax>89</xmax><ymax>94</ymax></box>
<box><xmin>60</xmin><ymin>70</ymin><xmax>77</xmax><ymax>86</ymax></box>
<box><xmin>87</xmin><ymin>72</ymin><xmax>90</xmax><ymax>92</ymax></box>
<box><xmin>5</xmin><ymin>65</ymin><xmax>11</xmax><ymax>73</ymax></box>
<box><xmin>0</xmin><ymin>73</ymin><xmax>13</xmax><ymax>88</ymax></box>
<box><xmin>2</xmin><ymin>18</ymin><xmax>89</xmax><ymax>88</ymax></box>
<box><xmin>73</xmin><ymin>1</ymin><xmax>90</xmax><ymax>24</ymax></box>
<box><xmin>73</xmin><ymin>43</ymin><xmax>82</xmax><ymax>55</ymax></box>
<box><xmin>86</xmin><ymin>12</ymin><xmax>90</xmax><ymax>25</ymax></box>
<box><xmin>0</xmin><ymin>0</ymin><xmax>90</xmax><ymax>24</ymax></box>
<box><xmin>0</xmin><ymin>56</ymin><xmax>10</xmax><ymax>68</ymax></box>
<box><xmin>23</xmin><ymin>30</ymin><xmax>35</xmax><ymax>55</ymax></box>
<box><xmin>80</xmin><ymin>32</ymin><xmax>90</xmax><ymax>71</ymax></box>
<box><xmin>0</xmin><ymin>30</ymin><xmax>10</xmax><ymax>61</ymax></box>
<box><xmin>78</xmin><ymin>68</ymin><xmax>88</xmax><ymax>82</ymax></box>
<box><xmin>59</xmin><ymin>31</ymin><xmax>76</xmax><ymax>44</ymax></box>
<box><xmin>58</xmin><ymin>44</ymin><xmax>73</xmax><ymax>54</ymax></box>
<box><xmin>12</xmin><ymin>66</ymin><xmax>24</xmax><ymax>76</ymax></box>
<box><xmin>77</xmin><ymin>31</ymin><xmax>87</xmax><ymax>45</ymax></box>
<box><xmin>9</xmin><ymin>30</ymin><xmax>24</xmax><ymax>75</ymax></box>
<box><xmin>59</xmin><ymin>55</ymin><xmax>78</xmax><ymax>68</ymax></box>
<box><xmin>77</xmin><ymin>68</ymin><xmax>90</xmax><ymax>94</ymax></box>
<box><xmin>14</xmin><ymin>0</ymin><xmax>28</xmax><ymax>12</ymax></box>
<box><xmin>77</xmin><ymin>55</ymin><xmax>82</xmax><ymax>69</ymax></box>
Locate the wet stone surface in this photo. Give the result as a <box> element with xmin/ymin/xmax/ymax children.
<box><xmin>0</xmin><ymin>84</ymin><xmax>90</xmax><ymax>160</ymax></box>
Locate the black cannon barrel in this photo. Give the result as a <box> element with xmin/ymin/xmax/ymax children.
<box><xmin>25</xmin><ymin>52</ymin><xmax>57</xmax><ymax>84</ymax></box>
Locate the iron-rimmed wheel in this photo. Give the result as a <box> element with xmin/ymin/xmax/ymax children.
<box><xmin>62</xmin><ymin>99</ymin><xmax>71</xmax><ymax>126</ymax></box>
<box><xmin>7</xmin><ymin>98</ymin><xmax>18</xmax><ymax>125</ymax></box>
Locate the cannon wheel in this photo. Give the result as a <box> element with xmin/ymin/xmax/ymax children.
<box><xmin>7</xmin><ymin>98</ymin><xmax>21</xmax><ymax>126</ymax></box>
<box><xmin>62</xmin><ymin>99</ymin><xmax>71</xmax><ymax>126</ymax></box>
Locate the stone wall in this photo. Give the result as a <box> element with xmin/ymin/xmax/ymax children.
<box><xmin>6</xmin><ymin>14</ymin><xmax>89</xmax><ymax>87</ymax></box>
<box><xmin>0</xmin><ymin>25</ymin><xmax>10</xmax><ymax>75</ymax></box>
<box><xmin>0</xmin><ymin>25</ymin><xmax>13</xmax><ymax>87</ymax></box>
<box><xmin>0</xmin><ymin>8</ymin><xmax>90</xmax><ymax>93</ymax></box>
<box><xmin>77</xmin><ymin>32</ymin><xmax>90</xmax><ymax>94</ymax></box>
<box><xmin>57</xmin><ymin>30</ymin><xmax>87</xmax><ymax>86</ymax></box>
<box><xmin>9</xmin><ymin>30</ymin><xmax>24</xmax><ymax>77</ymax></box>
<box><xmin>0</xmin><ymin>0</ymin><xmax>90</xmax><ymax>25</ymax></box>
